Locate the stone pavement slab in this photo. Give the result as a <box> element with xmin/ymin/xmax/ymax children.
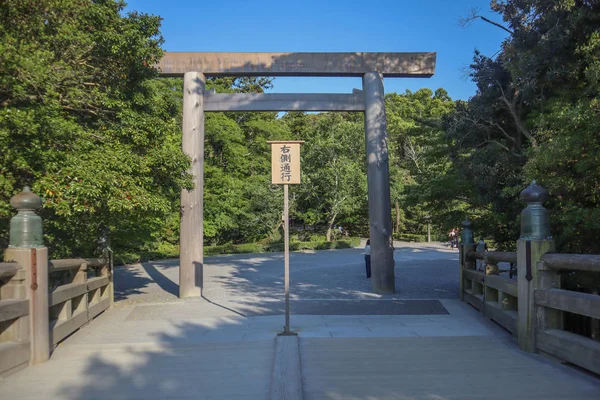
<box><xmin>0</xmin><ymin>340</ymin><xmax>275</xmax><ymax>400</ymax></box>
<box><xmin>300</xmin><ymin>336</ymin><xmax>600</xmax><ymax>400</ymax></box>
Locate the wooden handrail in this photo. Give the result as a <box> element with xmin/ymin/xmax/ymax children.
<box><xmin>466</xmin><ymin>251</ymin><xmax>484</xmax><ymax>260</ymax></box>
<box><xmin>49</xmin><ymin>258</ymin><xmax>107</xmax><ymax>273</ymax></box>
<box><xmin>0</xmin><ymin>262</ymin><xmax>19</xmax><ymax>281</ymax></box>
<box><xmin>541</xmin><ymin>253</ymin><xmax>600</xmax><ymax>273</ymax></box>
<box><xmin>467</xmin><ymin>251</ymin><xmax>517</xmax><ymax>263</ymax></box>
<box><xmin>485</xmin><ymin>251</ymin><xmax>517</xmax><ymax>264</ymax></box>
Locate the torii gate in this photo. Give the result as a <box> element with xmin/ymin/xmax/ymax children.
<box><xmin>158</xmin><ymin>52</ymin><xmax>436</xmax><ymax>298</ymax></box>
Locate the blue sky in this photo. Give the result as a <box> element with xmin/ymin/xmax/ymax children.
<box><xmin>124</xmin><ymin>0</ymin><xmax>509</xmax><ymax>100</ymax></box>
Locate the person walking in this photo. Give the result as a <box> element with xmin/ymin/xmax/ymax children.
<box><xmin>364</xmin><ymin>239</ymin><xmax>371</xmax><ymax>278</ymax></box>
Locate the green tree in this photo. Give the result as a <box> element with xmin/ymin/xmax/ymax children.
<box><xmin>0</xmin><ymin>0</ymin><xmax>191</xmax><ymax>257</ymax></box>
<box><xmin>451</xmin><ymin>0</ymin><xmax>600</xmax><ymax>251</ymax></box>
<box><xmin>386</xmin><ymin>89</ymin><xmax>458</xmax><ymax>238</ymax></box>
<box><xmin>294</xmin><ymin>113</ymin><xmax>367</xmax><ymax>241</ymax></box>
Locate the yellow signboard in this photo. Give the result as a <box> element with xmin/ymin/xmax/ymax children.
<box><xmin>267</xmin><ymin>141</ymin><xmax>304</xmax><ymax>185</ymax></box>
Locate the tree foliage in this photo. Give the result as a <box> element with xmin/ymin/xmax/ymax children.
<box><xmin>2</xmin><ymin>0</ymin><xmax>597</xmax><ymax>263</ymax></box>
<box><xmin>0</xmin><ymin>0</ymin><xmax>191</xmax><ymax>256</ymax></box>
<box><xmin>445</xmin><ymin>0</ymin><xmax>600</xmax><ymax>252</ymax></box>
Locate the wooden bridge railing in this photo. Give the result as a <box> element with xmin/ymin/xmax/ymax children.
<box><xmin>460</xmin><ymin>181</ymin><xmax>600</xmax><ymax>376</ymax></box>
<box><xmin>534</xmin><ymin>254</ymin><xmax>600</xmax><ymax>374</ymax></box>
<box><xmin>461</xmin><ymin>250</ymin><xmax>519</xmax><ymax>336</ymax></box>
<box><xmin>49</xmin><ymin>257</ymin><xmax>113</xmax><ymax>347</ymax></box>
<box><xmin>0</xmin><ymin>261</ymin><xmax>30</xmax><ymax>377</ymax></box>
<box><xmin>0</xmin><ymin>187</ymin><xmax>113</xmax><ymax>377</ymax></box>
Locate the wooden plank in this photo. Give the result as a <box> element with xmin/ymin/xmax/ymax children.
<box><xmin>537</xmin><ymin>329</ymin><xmax>600</xmax><ymax>375</ymax></box>
<box><xmin>205</xmin><ymin>93</ymin><xmax>365</xmax><ymax>112</ymax></box>
<box><xmin>0</xmin><ymin>341</ymin><xmax>30</xmax><ymax>378</ymax></box>
<box><xmin>301</xmin><ymin>336</ymin><xmax>600</xmax><ymax>399</ymax></box>
<box><xmin>484</xmin><ymin>274</ymin><xmax>518</xmax><ymax>298</ymax></box>
<box><xmin>87</xmin><ymin>276</ymin><xmax>109</xmax><ymax>292</ymax></box>
<box><xmin>0</xmin><ymin>262</ymin><xmax>19</xmax><ymax>281</ymax></box>
<box><xmin>463</xmin><ymin>269</ymin><xmax>485</xmax><ymax>283</ymax></box>
<box><xmin>5</xmin><ymin>247</ymin><xmax>50</xmax><ymax>365</ymax></box>
<box><xmin>541</xmin><ymin>253</ymin><xmax>600</xmax><ymax>272</ymax></box>
<box><xmin>464</xmin><ymin>290</ymin><xmax>483</xmax><ymax>311</ymax></box>
<box><xmin>466</xmin><ymin>250</ymin><xmax>484</xmax><ymax>261</ymax></box>
<box><xmin>270</xmin><ymin>335</ymin><xmax>303</xmax><ymax>400</ymax></box>
<box><xmin>158</xmin><ymin>52</ymin><xmax>436</xmax><ymax>77</ymax></box>
<box><xmin>535</xmin><ymin>289</ymin><xmax>600</xmax><ymax>319</ymax></box>
<box><xmin>49</xmin><ymin>259</ymin><xmax>85</xmax><ymax>273</ymax></box>
<box><xmin>51</xmin><ymin>310</ymin><xmax>88</xmax><ymax>346</ymax></box>
<box><xmin>485</xmin><ymin>301</ymin><xmax>517</xmax><ymax>334</ymax></box>
<box><xmin>485</xmin><ymin>251</ymin><xmax>517</xmax><ymax>264</ymax></box>
<box><xmin>49</xmin><ymin>258</ymin><xmax>107</xmax><ymax>273</ymax></box>
<box><xmin>87</xmin><ymin>297</ymin><xmax>109</xmax><ymax>320</ymax></box>
<box><xmin>49</xmin><ymin>282</ymin><xmax>87</xmax><ymax>306</ymax></box>
<box><xmin>0</xmin><ymin>299</ymin><xmax>29</xmax><ymax>323</ymax></box>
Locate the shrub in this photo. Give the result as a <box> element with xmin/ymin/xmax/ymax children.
<box><xmin>393</xmin><ymin>233</ymin><xmax>426</xmax><ymax>242</ymax></box>
<box><xmin>115</xmin><ymin>237</ymin><xmax>362</xmax><ymax>263</ymax></box>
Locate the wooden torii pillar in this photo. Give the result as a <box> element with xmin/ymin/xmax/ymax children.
<box><xmin>158</xmin><ymin>52</ymin><xmax>437</xmax><ymax>297</ymax></box>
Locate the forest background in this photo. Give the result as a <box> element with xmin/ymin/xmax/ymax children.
<box><xmin>1</xmin><ymin>0</ymin><xmax>599</xmax><ymax>264</ymax></box>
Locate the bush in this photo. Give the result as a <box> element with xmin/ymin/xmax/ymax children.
<box><xmin>393</xmin><ymin>233</ymin><xmax>426</xmax><ymax>242</ymax></box>
<box><xmin>114</xmin><ymin>237</ymin><xmax>362</xmax><ymax>264</ymax></box>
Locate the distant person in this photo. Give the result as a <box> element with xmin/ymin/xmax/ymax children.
<box><xmin>449</xmin><ymin>228</ymin><xmax>458</xmax><ymax>249</ymax></box>
<box><xmin>364</xmin><ymin>239</ymin><xmax>371</xmax><ymax>278</ymax></box>
<box><xmin>476</xmin><ymin>237</ymin><xmax>488</xmax><ymax>271</ymax></box>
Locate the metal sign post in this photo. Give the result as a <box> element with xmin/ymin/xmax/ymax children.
<box><xmin>267</xmin><ymin>140</ymin><xmax>304</xmax><ymax>335</ymax></box>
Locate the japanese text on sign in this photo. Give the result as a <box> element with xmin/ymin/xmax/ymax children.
<box><xmin>268</xmin><ymin>141</ymin><xmax>303</xmax><ymax>185</ymax></box>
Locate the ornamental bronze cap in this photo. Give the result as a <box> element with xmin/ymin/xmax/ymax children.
<box><xmin>520</xmin><ymin>180</ymin><xmax>549</xmax><ymax>204</ymax></box>
<box><xmin>10</xmin><ymin>186</ymin><xmax>42</xmax><ymax>210</ymax></box>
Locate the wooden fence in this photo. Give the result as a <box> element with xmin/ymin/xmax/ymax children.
<box><xmin>460</xmin><ymin>181</ymin><xmax>600</xmax><ymax>376</ymax></box>
<box><xmin>534</xmin><ymin>254</ymin><xmax>600</xmax><ymax>374</ymax></box>
<box><xmin>0</xmin><ymin>262</ymin><xmax>29</xmax><ymax>377</ymax></box>
<box><xmin>49</xmin><ymin>257</ymin><xmax>113</xmax><ymax>347</ymax></box>
<box><xmin>461</xmin><ymin>249</ymin><xmax>519</xmax><ymax>336</ymax></box>
<box><xmin>0</xmin><ymin>187</ymin><xmax>113</xmax><ymax>377</ymax></box>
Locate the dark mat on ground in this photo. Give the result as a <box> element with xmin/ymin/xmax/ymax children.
<box><xmin>289</xmin><ymin>300</ymin><xmax>448</xmax><ymax>316</ymax></box>
<box><xmin>125</xmin><ymin>299</ymin><xmax>448</xmax><ymax>320</ymax></box>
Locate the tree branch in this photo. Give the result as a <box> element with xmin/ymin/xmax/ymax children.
<box><xmin>496</xmin><ymin>81</ymin><xmax>537</xmax><ymax>147</ymax></box>
<box><xmin>459</xmin><ymin>8</ymin><xmax>513</xmax><ymax>34</ymax></box>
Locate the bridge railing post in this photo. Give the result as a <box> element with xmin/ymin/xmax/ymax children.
<box><xmin>459</xmin><ymin>219</ymin><xmax>475</xmax><ymax>301</ymax></box>
<box><xmin>516</xmin><ymin>181</ymin><xmax>555</xmax><ymax>352</ymax></box>
<box><xmin>4</xmin><ymin>187</ymin><xmax>50</xmax><ymax>364</ymax></box>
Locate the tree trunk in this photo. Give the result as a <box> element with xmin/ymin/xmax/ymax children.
<box><xmin>395</xmin><ymin>202</ymin><xmax>400</xmax><ymax>234</ymax></box>
<box><xmin>326</xmin><ymin>212</ymin><xmax>337</xmax><ymax>242</ymax></box>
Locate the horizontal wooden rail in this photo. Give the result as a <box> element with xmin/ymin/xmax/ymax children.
<box><xmin>0</xmin><ymin>299</ymin><xmax>29</xmax><ymax>323</ymax></box>
<box><xmin>463</xmin><ymin>268</ymin><xmax>485</xmax><ymax>282</ymax></box>
<box><xmin>466</xmin><ymin>251</ymin><xmax>484</xmax><ymax>261</ymax></box>
<box><xmin>536</xmin><ymin>329</ymin><xmax>600</xmax><ymax>375</ymax></box>
<box><xmin>0</xmin><ymin>262</ymin><xmax>19</xmax><ymax>281</ymax></box>
<box><xmin>535</xmin><ymin>289</ymin><xmax>600</xmax><ymax>320</ymax></box>
<box><xmin>540</xmin><ymin>253</ymin><xmax>600</xmax><ymax>272</ymax></box>
<box><xmin>484</xmin><ymin>274</ymin><xmax>518</xmax><ymax>298</ymax></box>
<box><xmin>485</xmin><ymin>301</ymin><xmax>518</xmax><ymax>334</ymax></box>
<box><xmin>48</xmin><ymin>258</ymin><xmax>107</xmax><ymax>273</ymax></box>
<box><xmin>485</xmin><ymin>251</ymin><xmax>517</xmax><ymax>264</ymax></box>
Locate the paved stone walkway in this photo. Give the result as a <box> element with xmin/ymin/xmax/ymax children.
<box><xmin>114</xmin><ymin>241</ymin><xmax>461</xmax><ymax>307</ymax></box>
<box><xmin>1</xmin><ymin>242</ymin><xmax>598</xmax><ymax>399</ymax></box>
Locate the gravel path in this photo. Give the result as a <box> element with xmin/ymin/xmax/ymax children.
<box><xmin>114</xmin><ymin>241</ymin><xmax>460</xmax><ymax>306</ymax></box>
